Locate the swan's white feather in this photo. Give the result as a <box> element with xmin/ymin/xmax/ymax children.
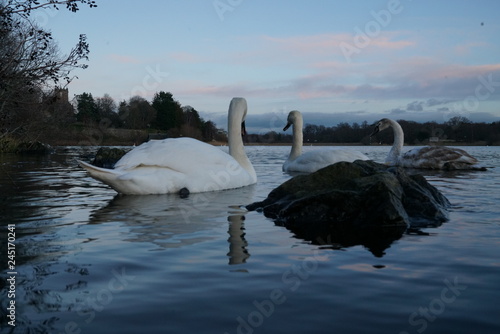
<box><xmin>283</xmin><ymin>110</ymin><xmax>370</xmax><ymax>173</ymax></box>
<box><xmin>284</xmin><ymin>148</ymin><xmax>369</xmax><ymax>173</ymax></box>
<box><xmin>79</xmin><ymin>98</ymin><xmax>256</xmax><ymax>194</ymax></box>
<box><xmin>79</xmin><ymin>139</ymin><xmax>254</xmax><ymax>194</ymax></box>
<box><xmin>115</xmin><ymin>138</ymin><xmax>232</xmax><ymax>172</ymax></box>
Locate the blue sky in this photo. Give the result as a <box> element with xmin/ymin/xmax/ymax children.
<box><xmin>37</xmin><ymin>0</ymin><xmax>500</xmax><ymax>132</ymax></box>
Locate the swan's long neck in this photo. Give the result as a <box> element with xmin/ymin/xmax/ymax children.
<box><xmin>388</xmin><ymin>119</ymin><xmax>404</xmax><ymax>164</ymax></box>
<box><xmin>228</xmin><ymin>107</ymin><xmax>256</xmax><ymax>179</ymax></box>
<box><xmin>289</xmin><ymin>116</ymin><xmax>303</xmax><ymax>161</ymax></box>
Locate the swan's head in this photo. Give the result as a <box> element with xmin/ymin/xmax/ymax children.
<box><xmin>370</xmin><ymin>118</ymin><xmax>391</xmax><ymax>137</ymax></box>
<box><xmin>283</xmin><ymin>110</ymin><xmax>301</xmax><ymax>131</ymax></box>
<box><xmin>229</xmin><ymin>97</ymin><xmax>248</xmax><ymax>136</ymax></box>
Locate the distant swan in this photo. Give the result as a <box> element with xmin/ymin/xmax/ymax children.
<box><xmin>371</xmin><ymin>118</ymin><xmax>484</xmax><ymax>170</ymax></box>
<box><xmin>79</xmin><ymin>97</ymin><xmax>257</xmax><ymax>194</ymax></box>
<box><xmin>282</xmin><ymin>110</ymin><xmax>370</xmax><ymax>173</ymax></box>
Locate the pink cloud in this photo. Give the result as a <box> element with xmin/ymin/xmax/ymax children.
<box><xmin>263</xmin><ymin>33</ymin><xmax>351</xmax><ymax>54</ymax></box>
<box><xmin>369</xmin><ymin>35</ymin><xmax>415</xmax><ymax>49</ymax></box>
<box><xmin>388</xmin><ymin>59</ymin><xmax>500</xmax><ymax>82</ymax></box>
<box><xmin>453</xmin><ymin>41</ymin><xmax>488</xmax><ymax>55</ymax></box>
<box><xmin>262</xmin><ymin>31</ymin><xmax>415</xmax><ymax>57</ymax></box>
<box><xmin>168</xmin><ymin>52</ymin><xmax>205</xmax><ymax>63</ymax></box>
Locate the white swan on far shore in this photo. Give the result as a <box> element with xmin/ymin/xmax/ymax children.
<box><xmin>282</xmin><ymin>110</ymin><xmax>370</xmax><ymax>173</ymax></box>
<box><xmin>78</xmin><ymin>97</ymin><xmax>257</xmax><ymax>195</ymax></box>
<box><xmin>371</xmin><ymin>118</ymin><xmax>485</xmax><ymax>170</ymax></box>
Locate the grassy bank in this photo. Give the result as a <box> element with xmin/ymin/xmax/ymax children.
<box><xmin>41</xmin><ymin>126</ymin><xmax>149</xmax><ymax>146</ymax></box>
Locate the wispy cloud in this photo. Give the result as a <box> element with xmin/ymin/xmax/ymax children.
<box><xmin>262</xmin><ymin>32</ymin><xmax>415</xmax><ymax>57</ymax></box>
<box><xmin>168</xmin><ymin>52</ymin><xmax>206</xmax><ymax>63</ymax></box>
<box><xmin>175</xmin><ymin>59</ymin><xmax>500</xmax><ymax>106</ymax></box>
<box><xmin>284</xmin><ymin>60</ymin><xmax>500</xmax><ymax>101</ymax></box>
<box><xmin>108</xmin><ymin>54</ymin><xmax>141</xmax><ymax>64</ymax></box>
<box><xmin>453</xmin><ymin>41</ymin><xmax>489</xmax><ymax>55</ymax></box>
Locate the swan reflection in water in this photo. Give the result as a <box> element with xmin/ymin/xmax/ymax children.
<box><xmin>89</xmin><ymin>185</ymin><xmax>256</xmax><ymax>264</ymax></box>
<box><xmin>227</xmin><ymin>214</ymin><xmax>250</xmax><ymax>265</ymax></box>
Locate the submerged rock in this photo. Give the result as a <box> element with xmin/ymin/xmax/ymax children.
<box><xmin>247</xmin><ymin>160</ymin><xmax>450</xmax><ymax>256</ymax></box>
<box><xmin>91</xmin><ymin>147</ymin><xmax>128</xmax><ymax>168</ymax></box>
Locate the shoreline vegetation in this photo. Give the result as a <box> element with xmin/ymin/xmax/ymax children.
<box><xmin>3</xmin><ymin>85</ymin><xmax>500</xmax><ymax>154</ymax></box>
<box><xmin>1</xmin><ymin>127</ymin><xmax>496</xmax><ymax>154</ymax></box>
<box><xmin>3</xmin><ymin>87</ymin><xmax>499</xmax><ymax>153</ymax></box>
<box><xmin>2</xmin><ymin>88</ymin><xmax>499</xmax><ymax>154</ymax></box>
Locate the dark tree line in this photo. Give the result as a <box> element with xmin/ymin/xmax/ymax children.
<box><xmin>369</xmin><ymin>118</ymin><xmax>500</xmax><ymax>146</ymax></box>
<box><xmin>247</xmin><ymin>117</ymin><xmax>500</xmax><ymax>145</ymax></box>
<box><xmin>74</xmin><ymin>91</ymin><xmax>225</xmax><ymax>142</ymax></box>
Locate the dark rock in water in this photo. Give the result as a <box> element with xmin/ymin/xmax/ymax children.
<box><xmin>91</xmin><ymin>147</ymin><xmax>128</xmax><ymax>168</ymax></box>
<box><xmin>247</xmin><ymin>160</ymin><xmax>450</xmax><ymax>257</ymax></box>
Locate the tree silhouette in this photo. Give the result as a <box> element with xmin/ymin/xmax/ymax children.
<box><xmin>151</xmin><ymin>91</ymin><xmax>183</xmax><ymax>131</ymax></box>
<box><xmin>76</xmin><ymin>92</ymin><xmax>98</xmax><ymax>123</ymax></box>
<box><xmin>1</xmin><ymin>0</ymin><xmax>96</xmax><ymax>139</ymax></box>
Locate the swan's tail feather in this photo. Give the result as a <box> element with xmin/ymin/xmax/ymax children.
<box><xmin>78</xmin><ymin>160</ymin><xmax>121</xmax><ymax>184</ymax></box>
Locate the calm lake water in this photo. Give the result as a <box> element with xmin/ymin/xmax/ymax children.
<box><xmin>1</xmin><ymin>145</ymin><xmax>499</xmax><ymax>334</ymax></box>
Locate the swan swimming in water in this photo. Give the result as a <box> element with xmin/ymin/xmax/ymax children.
<box><xmin>282</xmin><ymin>110</ymin><xmax>370</xmax><ymax>173</ymax></box>
<box><xmin>371</xmin><ymin>118</ymin><xmax>484</xmax><ymax>170</ymax></box>
<box><xmin>79</xmin><ymin>97</ymin><xmax>257</xmax><ymax>194</ymax></box>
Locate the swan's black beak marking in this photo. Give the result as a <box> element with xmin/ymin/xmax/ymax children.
<box><xmin>370</xmin><ymin>125</ymin><xmax>380</xmax><ymax>137</ymax></box>
<box><xmin>283</xmin><ymin>122</ymin><xmax>292</xmax><ymax>131</ymax></box>
<box><xmin>241</xmin><ymin>121</ymin><xmax>247</xmax><ymax>136</ymax></box>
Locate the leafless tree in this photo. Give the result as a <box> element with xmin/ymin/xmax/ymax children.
<box><xmin>1</xmin><ymin>0</ymin><xmax>96</xmax><ymax>138</ymax></box>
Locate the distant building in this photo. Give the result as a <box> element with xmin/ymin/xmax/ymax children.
<box><xmin>54</xmin><ymin>87</ymin><xmax>69</xmax><ymax>103</ymax></box>
<box><xmin>46</xmin><ymin>87</ymin><xmax>75</xmax><ymax>123</ymax></box>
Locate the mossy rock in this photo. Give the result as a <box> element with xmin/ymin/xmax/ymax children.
<box><xmin>0</xmin><ymin>138</ymin><xmax>52</xmax><ymax>154</ymax></box>
<box><xmin>91</xmin><ymin>147</ymin><xmax>129</xmax><ymax>168</ymax></box>
<box><xmin>247</xmin><ymin>160</ymin><xmax>450</xmax><ymax>256</ymax></box>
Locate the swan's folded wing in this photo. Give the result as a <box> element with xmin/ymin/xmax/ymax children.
<box><xmin>403</xmin><ymin>147</ymin><xmax>478</xmax><ymax>167</ymax></box>
<box><xmin>79</xmin><ymin>160</ymin><xmax>121</xmax><ymax>179</ymax></box>
<box><xmin>114</xmin><ymin>138</ymin><xmax>233</xmax><ymax>173</ymax></box>
<box><xmin>297</xmin><ymin>149</ymin><xmax>368</xmax><ymax>164</ymax></box>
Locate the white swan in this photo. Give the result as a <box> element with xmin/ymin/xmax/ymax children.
<box><xmin>79</xmin><ymin>97</ymin><xmax>257</xmax><ymax>194</ymax></box>
<box><xmin>282</xmin><ymin>110</ymin><xmax>370</xmax><ymax>173</ymax></box>
<box><xmin>371</xmin><ymin>118</ymin><xmax>484</xmax><ymax>170</ymax></box>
